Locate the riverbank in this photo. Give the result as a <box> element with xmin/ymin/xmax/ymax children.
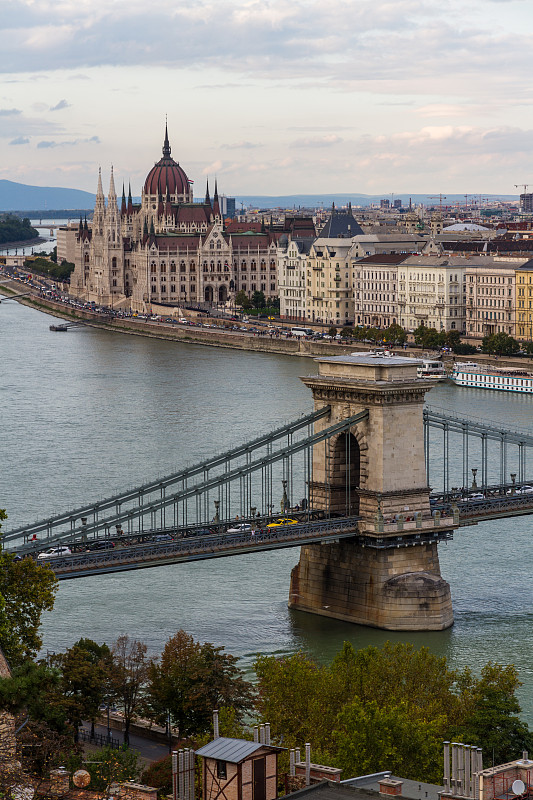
<box><xmin>3</xmin><ymin>278</ymin><xmax>533</xmax><ymax>368</ymax></box>
<box><xmin>0</xmin><ymin>235</ymin><xmax>45</xmax><ymax>251</ymax></box>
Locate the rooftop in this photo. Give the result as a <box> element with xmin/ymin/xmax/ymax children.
<box><xmin>196</xmin><ymin>737</ymin><xmax>283</xmax><ymax>764</ymax></box>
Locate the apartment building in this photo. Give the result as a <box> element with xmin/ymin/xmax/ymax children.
<box><xmin>464</xmin><ymin>256</ymin><xmax>526</xmax><ymax>339</ymax></box>
<box><xmin>306</xmin><ymin>238</ymin><xmax>355</xmax><ymax>325</ymax></box>
<box><xmin>277</xmin><ymin>236</ymin><xmax>312</xmax><ymax>320</ymax></box>
<box><xmin>515</xmin><ymin>260</ymin><xmax>533</xmax><ymax>341</ymax></box>
<box><xmin>398</xmin><ymin>249</ymin><xmax>467</xmax><ymax>333</ymax></box>
<box><xmin>353</xmin><ymin>254</ymin><xmax>408</xmax><ymax>327</ymax></box>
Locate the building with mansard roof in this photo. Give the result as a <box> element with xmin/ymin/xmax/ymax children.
<box><xmin>70</xmin><ymin>127</ymin><xmax>281</xmax><ymax>312</ymax></box>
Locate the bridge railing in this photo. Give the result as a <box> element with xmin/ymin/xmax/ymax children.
<box><xmin>37</xmin><ymin>517</ymin><xmax>362</xmax><ymax>575</ymax></box>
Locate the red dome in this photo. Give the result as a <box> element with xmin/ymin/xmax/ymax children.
<box><xmin>144</xmin><ymin>126</ymin><xmax>190</xmax><ymax>196</ymax></box>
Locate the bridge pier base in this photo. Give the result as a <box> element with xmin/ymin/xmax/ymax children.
<box><xmin>290</xmin><ymin>352</ymin><xmax>457</xmax><ymax>631</ymax></box>
<box><xmin>289</xmin><ymin>539</ymin><xmax>453</xmax><ymax>631</ymax></box>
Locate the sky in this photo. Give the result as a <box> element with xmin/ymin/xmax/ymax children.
<box><xmin>2</xmin><ymin>0</ymin><xmax>533</xmax><ymax>197</ymax></box>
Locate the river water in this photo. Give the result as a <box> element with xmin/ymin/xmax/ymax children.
<box><xmin>1</xmin><ymin>300</ymin><xmax>532</xmax><ymax>722</ymax></box>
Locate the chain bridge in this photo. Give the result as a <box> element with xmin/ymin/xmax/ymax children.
<box><xmin>5</xmin><ymin>353</ymin><xmax>533</xmax><ymax>631</ymax></box>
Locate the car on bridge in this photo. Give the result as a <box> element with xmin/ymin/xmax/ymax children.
<box><xmin>87</xmin><ymin>540</ymin><xmax>115</xmax><ymax>551</ymax></box>
<box><xmin>267</xmin><ymin>517</ymin><xmax>298</xmax><ymax>528</ymax></box>
<box><xmin>226</xmin><ymin>523</ymin><xmax>254</xmax><ymax>534</ymax></box>
<box><xmin>37</xmin><ymin>546</ymin><xmax>71</xmax><ymax>560</ymax></box>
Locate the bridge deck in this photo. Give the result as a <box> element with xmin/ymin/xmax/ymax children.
<box><xmin>37</xmin><ymin>518</ymin><xmax>361</xmax><ymax>580</ymax></box>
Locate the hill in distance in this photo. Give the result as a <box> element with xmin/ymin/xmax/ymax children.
<box><xmin>0</xmin><ymin>180</ymin><xmax>95</xmax><ymax>212</ymax></box>
<box><xmin>0</xmin><ymin>181</ymin><xmax>518</xmax><ymax>213</ymax></box>
<box><xmin>234</xmin><ymin>193</ymin><xmax>518</xmax><ymax>209</ymax></box>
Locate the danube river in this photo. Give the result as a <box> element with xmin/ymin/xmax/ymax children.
<box><xmin>2</xmin><ymin>300</ymin><xmax>532</xmax><ymax>721</ymax></box>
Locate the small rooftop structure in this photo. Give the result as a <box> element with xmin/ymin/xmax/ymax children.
<box><xmin>196</xmin><ymin>737</ymin><xmax>284</xmax><ymax>800</ymax></box>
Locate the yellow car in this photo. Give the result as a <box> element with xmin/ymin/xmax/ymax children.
<box><xmin>267</xmin><ymin>517</ymin><xmax>298</xmax><ymax>528</ymax></box>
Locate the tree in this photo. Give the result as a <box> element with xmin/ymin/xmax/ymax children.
<box><xmin>482</xmin><ymin>332</ymin><xmax>520</xmax><ymax>356</ymax></box>
<box><xmin>413</xmin><ymin>324</ymin><xmax>445</xmax><ymax>350</ymax></box>
<box><xmin>251</xmin><ymin>290</ymin><xmax>266</xmax><ymax>309</ymax></box>
<box><xmin>147</xmin><ymin>630</ymin><xmax>253</xmax><ymax>738</ymax></box>
<box><xmin>328</xmin><ymin>326</ymin><xmax>337</xmax><ymax>338</ymax></box>
<box><xmin>235</xmin><ymin>290</ymin><xmax>252</xmax><ymax>310</ymax></box>
<box><xmin>454</xmin><ymin>662</ymin><xmax>533</xmax><ymax>766</ymax></box>
<box><xmin>85</xmin><ymin>745</ymin><xmax>139</xmax><ymax>792</ymax></box>
<box><xmin>51</xmin><ymin>639</ymin><xmax>112</xmax><ymax>740</ymax></box>
<box><xmin>255</xmin><ymin>641</ymin><xmax>532</xmax><ymax>781</ymax></box>
<box><xmin>383</xmin><ymin>323</ymin><xmax>406</xmax><ymax>345</ymax></box>
<box><xmin>109</xmin><ymin>636</ymin><xmax>152</xmax><ymax>745</ymax></box>
<box><xmin>334</xmin><ymin>698</ymin><xmax>446</xmax><ymax>783</ymax></box>
<box><xmin>0</xmin><ymin>510</ymin><xmax>58</xmax><ymax>667</ymax></box>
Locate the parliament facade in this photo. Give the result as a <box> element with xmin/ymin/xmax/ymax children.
<box><xmin>70</xmin><ymin>127</ymin><xmax>280</xmax><ymax>312</ymax></box>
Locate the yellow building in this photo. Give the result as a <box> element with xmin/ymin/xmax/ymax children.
<box><xmin>515</xmin><ymin>261</ymin><xmax>533</xmax><ymax>341</ymax></box>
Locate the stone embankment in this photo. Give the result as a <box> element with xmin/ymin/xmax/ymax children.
<box><xmin>2</xmin><ymin>277</ymin><xmax>533</xmax><ymax>368</ymax></box>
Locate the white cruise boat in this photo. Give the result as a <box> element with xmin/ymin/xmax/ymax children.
<box><xmin>417</xmin><ymin>359</ymin><xmax>447</xmax><ymax>380</ymax></box>
<box><xmin>451</xmin><ymin>362</ymin><xmax>533</xmax><ymax>393</ymax></box>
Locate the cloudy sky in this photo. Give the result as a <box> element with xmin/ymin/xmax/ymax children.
<box><xmin>2</xmin><ymin>0</ymin><xmax>533</xmax><ymax>196</ymax></box>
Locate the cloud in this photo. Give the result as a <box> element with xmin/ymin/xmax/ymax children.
<box><xmin>50</xmin><ymin>99</ymin><xmax>71</xmax><ymax>111</ymax></box>
<box><xmin>37</xmin><ymin>135</ymin><xmax>100</xmax><ymax>148</ymax></box>
<box><xmin>221</xmin><ymin>141</ymin><xmax>262</xmax><ymax>150</ymax></box>
<box><xmin>0</xmin><ymin>108</ymin><xmax>21</xmax><ymax>116</ymax></box>
<box><xmin>290</xmin><ymin>134</ymin><xmax>343</xmax><ymax>148</ymax></box>
<box><xmin>9</xmin><ymin>135</ymin><xmax>29</xmax><ymax>145</ymax></box>
<box><xmin>415</xmin><ymin>104</ymin><xmax>467</xmax><ymax>118</ymax></box>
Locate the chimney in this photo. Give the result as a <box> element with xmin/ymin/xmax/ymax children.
<box><xmin>265</xmin><ymin>723</ymin><xmax>271</xmax><ymax>745</ymax></box>
<box><xmin>213</xmin><ymin>710</ymin><xmax>219</xmax><ymax>739</ymax></box>
<box><xmin>305</xmin><ymin>743</ymin><xmax>311</xmax><ymax>787</ymax></box>
<box><xmin>444</xmin><ymin>742</ymin><xmax>451</xmax><ymax>792</ymax></box>
<box><xmin>172</xmin><ymin>751</ymin><xmax>178</xmax><ymax>800</ymax></box>
<box><xmin>379</xmin><ymin>779</ymin><xmax>403</xmax><ymax>796</ymax></box>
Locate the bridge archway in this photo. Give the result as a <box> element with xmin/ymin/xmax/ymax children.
<box><xmin>329</xmin><ymin>431</ymin><xmax>360</xmax><ymax>515</ymax></box>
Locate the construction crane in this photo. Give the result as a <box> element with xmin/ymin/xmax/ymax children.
<box><xmin>428</xmin><ymin>194</ymin><xmax>447</xmax><ymax>212</ymax></box>
<box><xmin>515</xmin><ymin>184</ymin><xmax>530</xmax><ymax>194</ymax></box>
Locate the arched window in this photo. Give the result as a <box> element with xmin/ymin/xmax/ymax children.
<box><xmin>217</xmin><ymin>261</ymin><xmax>222</xmax><ymax>271</ymax></box>
<box><xmin>170</xmin><ymin>261</ymin><xmax>176</xmax><ymax>272</ymax></box>
<box><xmin>112</xmin><ymin>256</ymin><xmax>117</xmax><ymax>269</ymax></box>
<box><xmin>216</xmin><ymin>240</ymin><xmax>222</xmax><ymax>249</ymax></box>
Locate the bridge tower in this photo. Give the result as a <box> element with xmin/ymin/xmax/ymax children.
<box><xmin>289</xmin><ymin>353</ymin><xmax>455</xmax><ymax>631</ymax></box>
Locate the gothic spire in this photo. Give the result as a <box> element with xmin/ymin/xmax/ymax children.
<box><xmin>205</xmin><ymin>179</ymin><xmax>211</xmax><ymax>206</ymax></box>
<box><xmin>108</xmin><ymin>165</ymin><xmax>116</xmax><ymax>199</ymax></box>
<box><xmin>96</xmin><ymin>167</ymin><xmax>103</xmax><ymax>196</ymax></box>
<box><xmin>121</xmin><ymin>183</ymin><xmax>127</xmax><ymax>214</ymax></box>
<box><xmin>213</xmin><ymin>178</ymin><xmax>221</xmax><ymax>218</ymax></box>
<box><xmin>162</xmin><ymin>119</ymin><xmax>171</xmax><ymax>158</ymax></box>
<box><xmin>127</xmin><ymin>182</ymin><xmax>133</xmax><ymax>214</ymax></box>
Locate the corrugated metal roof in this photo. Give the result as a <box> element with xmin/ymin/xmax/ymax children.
<box><xmin>196</xmin><ymin>738</ymin><xmax>266</xmax><ymax>763</ymax></box>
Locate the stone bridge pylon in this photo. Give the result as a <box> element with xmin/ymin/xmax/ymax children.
<box><xmin>289</xmin><ymin>353</ymin><xmax>455</xmax><ymax>631</ymax></box>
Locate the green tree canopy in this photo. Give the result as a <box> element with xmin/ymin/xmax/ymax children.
<box><xmin>0</xmin><ymin>509</ymin><xmax>58</xmax><ymax>666</ymax></box>
<box><xmin>482</xmin><ymin>332</ymin><xmax>520</xmax><ymax>356</ymax></box>
<box><xmin>251</xmin><ymin>290</ymin><xmax>266</xmax><ymax>309</ymax></box>
<box><xmin>255</xmin><ymin>641</ymin><xmax>532</xmax><ymax>781</ymax></box>
<box><xmin>147</xmin><ymin>629</ymin><xmax>254</xmax><ymax>738</ymax></box>
<box><xmin>235</xmin><ymin>290</ymin><xmax>252</xmax><ymax>309</ymax></box>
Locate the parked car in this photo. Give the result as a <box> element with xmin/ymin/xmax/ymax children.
<box><xmin>267</xmin><ymin>517</ymin><xmax>298</xmax><ymax>528</ymax></box>
<box><xmin>37</xmin><ymin>546</ymin><xmax>72</xmax><ymax>560</ymax></box>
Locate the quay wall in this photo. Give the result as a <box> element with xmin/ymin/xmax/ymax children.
<box><xmin>3</xmin><ymin>280</ymin><xmax>533</xmax><ymax>368</ymax></box>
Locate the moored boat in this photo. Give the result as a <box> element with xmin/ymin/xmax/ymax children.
<box><xmin>450</xmin><ymin>362</ymin><xmax>533</xmax><ymax>393</ymax></box>
<box><xmin>417</xmin><ymin>359</ymin><xmax>447</xmax><ymax>380</ymax></box>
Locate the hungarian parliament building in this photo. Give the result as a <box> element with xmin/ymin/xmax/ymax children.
<box><xmin>69</xmin><ymin>126</ymin><xmax>314</xmax><ymax>313</ymax></box>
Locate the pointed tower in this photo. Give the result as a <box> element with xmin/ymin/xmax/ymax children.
<box><xmin>106</xmin><ymin>166</ymin><xmax>120</xmax><ymax>244</ymax></box>
<box><xmin>127</xmin><ymin>182</ymin><xmax>133</xmax><ymax>215</ymax></box>
<box><xmin>93</xmin><ymin>167</ymin><xmax>106</xmax><ymax>236</ymax></box>
<box><xmin>213</xmin><ymin>179</ymin><xmax>221</xmax><ymax>219</ymax></box>
<box><xmin>205</xmin><ymin>179</ymin><xmax>211</xmax><ymax>206</ymax></box>
<box><xmin>121</xmin><ymin>183</ymin><xmax>127</xmax><ymax>215</ymax></box>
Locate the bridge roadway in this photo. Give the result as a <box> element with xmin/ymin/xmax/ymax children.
<box><xmin>37</xmin><ymin>517</ymin><xmax>363</xmax><ymax>580</ymax></box>
<box><xmin>432</xmin><ymin>487</ymin><xmax>533</xmax><ymax>524</ymax></box>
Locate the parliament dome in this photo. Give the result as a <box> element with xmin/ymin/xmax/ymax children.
<box><xmin>144</xmin><ymin>126</ymin><xmax>190</xmax><ymax>197</ymax></box>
